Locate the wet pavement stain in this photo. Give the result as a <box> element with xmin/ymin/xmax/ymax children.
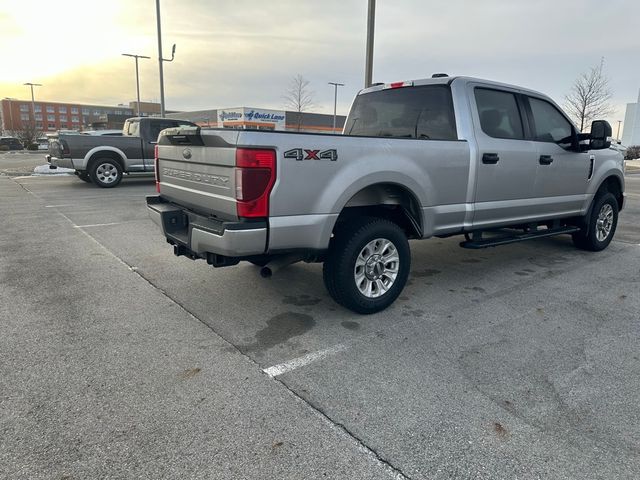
<box><xmin>180</xmin><ymin>368</ymin><xmax>202</xmax><ymax>379</ymax></box>
<box><xmin>515</xmin><ymin>271</ymin><xmax>530</xmax><ymax>276</ymax></box>
<box><xmin>282</xmin><ymin>294</ymin><xmax>322</xmax><ymax>307</ymax></box>
<box><xmin>241</xmin><ymin>312</ymin><xmax>316</xmax><ymax>353</ymax></box>
<box><xmin>413</xmin><ymin>268</ymin><xmax>441</xmax><ymax>278</ymax></box>
<box><xmin>462</xmin><ymin>258</ymin><xmax>482</xmax><ymax>264</ymax></box>
<box><xmin>341</xmin><ymin>320</ymin><xmax>361</xmax><ymax>330</ymax></box>
<box><xmin>493</xmin><ymin>422</ymin><xmax>509</xmax><ymax>437</ymax></box>
<box><xmin>465</xmin><ymin>286</ymin><xmax>486</xmax><ymax>293</ymax></box>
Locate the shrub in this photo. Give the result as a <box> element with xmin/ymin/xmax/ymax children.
<box><xmin>624</xmin><ymin>145</ymin><xmax>640</xmax><ymax>160</ymax></box>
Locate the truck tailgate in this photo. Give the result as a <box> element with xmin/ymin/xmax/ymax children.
<box><xmin>157</xmin><ymin>130</ymin><xmax>239</xmax><ymax>221</ymax></box>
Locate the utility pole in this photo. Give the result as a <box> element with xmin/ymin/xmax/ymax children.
<box><xmin>3</xmin><ymin>97</ymin><xmax>15</xmax><ymax>132</ymax></box>
<box><xmin>364</xmin><ymin>0</ymin><xmax>376</xmax><ymax>88</ymax></box>
<box><xmin>23</xmin><ymin>82</ymin><xmax>42</xmax><ymax>127</ymax></box>
<box><xmin>122</xmin><ymin>53</ymin><xmax>150</xmax><ymax>117</ymax></box>
<box><xmin>155</xmin><ymin>0</ymin><xmax>176</xmax><ymax>117</ymax></box>
<box><xmin>328</xmin><ymin>82</ymin><xmax>345</xmax><ymax>131</ymax></box>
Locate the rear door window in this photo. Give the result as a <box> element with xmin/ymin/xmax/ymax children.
<box><xmin>344</xmin><ymin>85</ymin><xmax>457</xmax><ymax>140</ymax></box>
<box><xmin>474</xmin><ymin>88</ymin><xmax>524</xmax><ymax>140</ymax></box>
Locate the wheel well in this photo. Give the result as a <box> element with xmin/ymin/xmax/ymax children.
<box><xmin>599</xmin><ymin>176</ymin><xmax>623</xmax><ymax>210</ymax></box>
<box><xmin>335</xmin><ymin>184</ymin><xmax>422</xmax><ymax>239</ymax></box>
<box><xmin>88</xmin><ymin>151</ymin><xmax>124</xmax><ymax>171</ymax></box>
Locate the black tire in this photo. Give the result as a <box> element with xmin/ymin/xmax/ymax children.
<box><xmin>89</xmin><ymin>158</ymin><xmax>123</xmax><ymax>188</ymax></box>
<box><xmin>572</xmin><ymin>192</ymin><xmax>618</xmax><ymax>251</ymax></box>
<box><xmin>323</xmin><ymin>216</ymin><xmax>410</xmax><ymax>314</ymax></box>
<box><xmin>75</xmin><ymin>171</ymin><xmax>92</xmax><ymax>183</ymax></box>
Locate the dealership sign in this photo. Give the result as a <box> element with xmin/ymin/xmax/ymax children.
<box><xmin>218</xmin><ymin>107</ymin><xmax>286</xmax><ymax>129</ymax></box>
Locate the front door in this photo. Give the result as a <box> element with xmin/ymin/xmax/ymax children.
<box><xmin>525</xmin><ymin>95</ymin><xmax>590</xmax><ymax>217</ymax></box>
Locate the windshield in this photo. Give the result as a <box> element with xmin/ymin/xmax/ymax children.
<box><xmin>344</xmin><ymin>85</ymin><xmax>457</xmax><ymax>140</ymax></box>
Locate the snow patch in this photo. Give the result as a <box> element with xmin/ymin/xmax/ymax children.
<box><xmin>33</xmin><ymin>164</ymin><xmax>75</xmax><ymax>175</ymax></box>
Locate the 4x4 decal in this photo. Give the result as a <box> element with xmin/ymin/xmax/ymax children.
<box><xmin>284</xmin><ymin>148</ymin><xmax>338</xmax><ymax>161</ymax></box>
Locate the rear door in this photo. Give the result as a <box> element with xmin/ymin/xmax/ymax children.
<box><xmin>470</xmin><ymin>85</ymin><xmax>541</xmax><ymax>227</ymax></box>
<box><xmin>525</xmin><ymin>95</ymin><xmax>590</xmax><ymax>217</ymax></box>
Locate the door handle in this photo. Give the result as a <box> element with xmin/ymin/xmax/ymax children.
<box><xmin>539</xmin><ymin>155</ymin><xmax>553</xmax><ymax>165</ymax></box>
<box><xmin>482</xmin><ymin>153</ymin><xmax>500</xmax><ymax>164</ymax></box>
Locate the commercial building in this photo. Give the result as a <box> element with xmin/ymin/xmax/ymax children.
<box><xmin>622</xmin><ymin>90</ymin><xmax>640</xmax><ymax>146</ymax></box>
<box><xmin>167</xmin><ymin>106</ymin><xmax>346</xmax><ymax>134</ymax></box>
<box><xmin>0</xmin><ymin>99</ymin><xmax>166</xmax><ymax>134</ymax></box>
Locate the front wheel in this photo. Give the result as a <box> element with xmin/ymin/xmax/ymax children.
<box><xmin>323</xmin><ymin>217</ymin><xmax>410</xmax><ymax>314</ymax></box>
<box><xmin>89</xmin><ymin>158</ymin><xmax>123</xmax><ymax>188</ymax></box>
<box><xmin>572</xmin><ymin>192</ymin><xmax>618</xmax><ymax>251</ymax></box>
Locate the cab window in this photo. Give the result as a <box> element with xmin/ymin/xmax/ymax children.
<box><xmin>474</xmin><ymin>88</ymin><xmax>524</xmax><ymax>140</ymax></box>
<box><xmin>528</xmin><ymin>97</ymin><xmax>573</xmax><ymax>144</ymax></box>
<box><xmin>344</xmin><ymin>85</ymin><xmax>457</xmax><ymax>140</ymax></box>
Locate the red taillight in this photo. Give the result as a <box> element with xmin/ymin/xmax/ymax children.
<box><xmin>385</xmin><ymin>80</ymin><xmax>414</xmax><ymax>89</ymax></box>
<box><xmin>154</xmin><ymin>144</ymin><xmax>160</xmax><ymax>193</ymax></box>
<box><xmin>235</xmin><ymin>148</ymin><xmax>276</xmax><ymax>218</ymax></box>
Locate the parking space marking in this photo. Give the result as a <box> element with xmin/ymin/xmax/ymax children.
<box><xmin>75</xmin><ymin>222</ymin><xmax>127</xmax><ymax>228</ymax></box>
<box><xmin>263</xmin><ymin>343</ymin><xmax>347</xmax><ymax>378</ymax></box>
<box><xmin>45</xmin><ymin>204</ymin><xmax>74</xmax><ymax>208</ymax></box>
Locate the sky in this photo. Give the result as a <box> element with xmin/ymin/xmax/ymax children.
<box><xmin>1</xmin><ymin>0</ymin><xmax>638</xmax><ymax>135</ymax></box>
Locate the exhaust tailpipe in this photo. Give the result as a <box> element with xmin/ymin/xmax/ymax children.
<box><xmin>260</xmin><ymin>254</ymin><xmax>303</xmax><ymax>278</ymax></box>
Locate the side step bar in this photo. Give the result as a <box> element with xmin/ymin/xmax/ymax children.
<box><xmin>460</xmin><ymin>226</ymin><xmax>580</xmax><ymax>249</ymax></box>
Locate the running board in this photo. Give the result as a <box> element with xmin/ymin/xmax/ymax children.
<box><xmin>460</xmin><ymin>226</ymin><xmax>580</xmax><ymax>249</ymax></box>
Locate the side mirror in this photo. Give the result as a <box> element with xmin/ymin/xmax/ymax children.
<box><xmin>590</xmin><ymin>120</ymin><xmax>612</xmax><ymax>150</ymax></box>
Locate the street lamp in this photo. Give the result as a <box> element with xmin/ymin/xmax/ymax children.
<box><xmin>23</xmin><ymin>82</ymin><xmax>42</xmax><ymax>126</ymax></box>
<box><xmin>328</xmin><ymin>82</ymin><xmax>345</xmax><ymax>131</ymax></box>
<box><xmin>155</xmin><ymin>0</ymin><xmax>176</xmax><ymax>117</ymax></box>
<box><xmin>122</xmin><ymin>53</ymin><xmax>150</xmax><ymax>117</ymax></box>
<box><xmin>364</xmin><ymin>0</ymin><xmax>376</xmax><ymax>88</ymax></box>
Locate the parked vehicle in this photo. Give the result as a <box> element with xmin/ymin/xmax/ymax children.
<box><xmin>47</xmin><ymin>117</ymin><xmax>196</xmax><ymax>187</ymax></box>
<box><xmin>0</xmin><ymin>137</ymin><xmax>24</xmax><ymax>151</ymax></box>
<box><xmin>147</xmin><ymin>75</ymin><xmax>624</xmax><ymax>314</ymax></box>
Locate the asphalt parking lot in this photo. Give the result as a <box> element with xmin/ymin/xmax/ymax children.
<box><xmin>1</xmin><ymin>161</ymin><xmax>639</xmax><ymax>479</ymax></box>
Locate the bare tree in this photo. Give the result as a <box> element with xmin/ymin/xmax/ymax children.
<box><xmin>565</xmin><ymin>61</ymin><xmax>614</xmax><ymax>132</ymax></box>
<box><xmin>11</xmin><ymin>122</ymin><xmax>43</xmax><ymax>150</ymax></box>
<box><xmin>284</xmin><ymin>74</ymin><xmax>315</xmax><ymax>131</ymax></box>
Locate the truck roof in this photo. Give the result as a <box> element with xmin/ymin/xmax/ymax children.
<box><xmin>359</xmin><ymin>75</ymin><xmax>550</xmax><ymax>99</ymax></box>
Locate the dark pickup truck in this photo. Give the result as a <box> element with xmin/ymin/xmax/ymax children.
<box><xmin>47</xmin><ymin>117</ymin><xmax>195</xmax><ymax>187</ymax></box>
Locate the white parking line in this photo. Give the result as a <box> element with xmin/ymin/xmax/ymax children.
<box><xmin>45</xmin><ymin>204</ymin><xmax>73</xmax><ymax>208</ymax></box>
<box><xmin>75</xmin><ymin>222</ymin><xmax>124</xmax><ymax>228</ymax></box>
<box><xmin>263</xmin><ymin>343</ymin><xmax>347</xmax><ymax>378</ymax></box>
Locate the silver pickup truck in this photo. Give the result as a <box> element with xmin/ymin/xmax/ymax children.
<box><xmin>147</xmin><ymin>75</ymin><xmax>624</xmax><ymax>314</ymax></box>
<box><xmin>47</xmin><ymin>117</ymin><xmax>195</xmax><ymax>187</ymax></box>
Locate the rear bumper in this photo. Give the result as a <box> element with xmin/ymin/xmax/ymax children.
<box><xmin>48</xmin><ymin>155</ymin><xmax>75</xmax><ymax>169</ymax></box>
<box><xmin>146</xmin><ymin>195</ymin><xmax>267</xmax><ymax>258</ymax></box>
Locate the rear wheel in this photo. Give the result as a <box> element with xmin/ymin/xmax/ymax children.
<box><xmin>572</xmin><ymin>192</ymin><xmax>618</xmax><ymax>251</ymax></box>
<box><xmin>89</xmin><ymin>158</ymin><xmax>123</xmax><ymax>188</ymax></box>
<box><xmin>323</xmin><ymin>217</ymin><xmax>410</xmax><ymax>314</ymax></box>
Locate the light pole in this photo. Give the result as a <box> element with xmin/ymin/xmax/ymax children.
<box><xmin>155</xmin><ymin>0</ymin><xmax>176</xmax><ymax>117</ymax></box>
<box><xmin>616</xmin><ymin>120</ymin><xmax>622</xmax><ymax>143</ymax></box>
<box><xmin>328</xmin><ymin>82</ymin><xmax>345</xmax><ymax>131</ymax></box>
<box><xmin>364</xmin><ymin>0</ymin><xmax>376</xmax><ymax>88</ymax></box>
<box><xmin>24</xmin><ymin>82</ymin><xmax>42</xmax><ymax>127</ymax></box>
<box><xmin>122</xmin><ymin>53</ymin><xmax>150</xmax><ymax>117</ymax></box>
<box><xmin>3</xmin><ymin>97</ymin><xmax>15</xmax><ymax>132</ymax></box>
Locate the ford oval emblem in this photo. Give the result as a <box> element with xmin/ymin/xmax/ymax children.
<box><xmin>182</xmin><ymin>148</ymin><xmax>192</xmax><ymax>159</ymax></box>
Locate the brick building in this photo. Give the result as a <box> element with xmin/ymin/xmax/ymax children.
<box><xmin>0</xmin><ymin>99</ymin><xmax>166</xmax><ymax>134</ymax></box>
